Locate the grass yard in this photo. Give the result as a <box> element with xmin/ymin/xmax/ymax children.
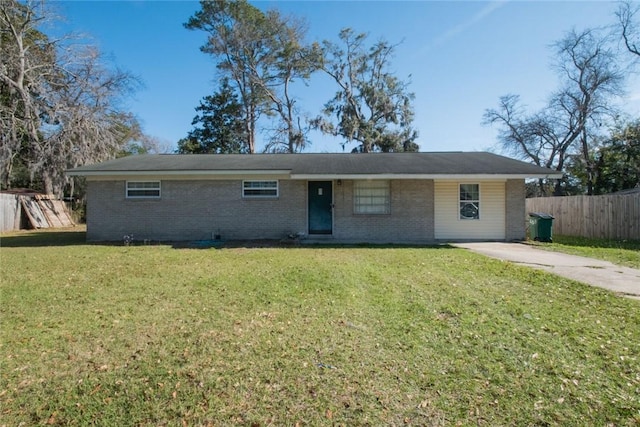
<box><xmin>530</xmin><ymin>235</ymin><xmax>640</xmax><ymax>269</ymax></box>
<box><xmin>1</xmin><ymin>229</ymin><xmax>639</xmax><ymax>426</ymax></box>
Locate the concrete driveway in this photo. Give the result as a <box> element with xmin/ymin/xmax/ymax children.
<box><xmin>454</xmin><ymin>242</ymin><xmax>640</xmax><ymax>300</ymax></box>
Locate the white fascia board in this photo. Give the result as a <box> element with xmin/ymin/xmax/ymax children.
<box><xmin>430</xmin><ymin>173</ymin><xmax>564</xmax><ymax>180</ymax></box>
<box><xmin>290</xmin><ymin>173</ymin><xmax>563</xmax><ymax>180</ymax></box>
<box><xmin>66</xmin><ymin>169</ymin><xmax>291</xmax><ymax>177</ymax></box>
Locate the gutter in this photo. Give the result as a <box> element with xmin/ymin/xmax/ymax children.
<box><xmin>290</xmin><ymin>173</ymin><xmax>564</xmax><ymax>180</ymax></box>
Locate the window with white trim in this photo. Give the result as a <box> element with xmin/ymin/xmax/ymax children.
<box><xmin>354</xmin><ymin>180</ymin><xmax>390</xmax><ymax>214</ymax></box>
<box><xmin>126</xmin><ymin>181</ymin><xmax>161</xmax><ymax>198</ymax></box>
<box><xmin>459</xmin><ymin>183</ymin><xmax>479</xmax><ymax>220</ymax></box>
<box><xmin>243</xmin><ymin>180</ymin><xmax>278</xmax><ymax>198</ymax></box>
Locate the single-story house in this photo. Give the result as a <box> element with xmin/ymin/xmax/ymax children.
<box><xmin>66</xmin><ymin>152</ymin><xmax>562</xmax><ymax>243</ymax></box>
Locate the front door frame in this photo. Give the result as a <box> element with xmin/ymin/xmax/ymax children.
<box><xmin>307</xmin><ymin>180</ymin><xmax>333</xmax><ymax>235</ymax></box>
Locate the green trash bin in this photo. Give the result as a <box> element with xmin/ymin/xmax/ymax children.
<box><xmin>528</xmin><ymin>212</ymin><xmax>554</xmax><ymax>242</ymax></box>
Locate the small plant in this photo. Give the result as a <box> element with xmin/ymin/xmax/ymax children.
<box><xmin>282</xmin><ymin>231</ymin><xmax>306</xmax><ymax>244</ymax></box>
<box><xmin>288</xmin><ymin>231</ymin><xmax>306</xmax><ymax>240</ymax></box>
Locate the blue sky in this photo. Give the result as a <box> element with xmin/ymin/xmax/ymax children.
<box><xmin>52</xmin><ymin>1</ymin><xmax>638</xmax><ymax>153</ymax></box>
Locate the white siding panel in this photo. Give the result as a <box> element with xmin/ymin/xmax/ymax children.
<box><xmin>434</xmin><ymin>181</ymin><xmax>505</xmax><ymax>240</ymax></box>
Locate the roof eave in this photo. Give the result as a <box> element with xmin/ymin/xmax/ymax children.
<box><xmin>66</xmin><ymin>170</ymin><xmax>563</xmax><ymax>180</ymax></box>
<box><xmin>66</xmin><ymin>169</ymin><xmax>292</xmax><ymax>177</ymax></box>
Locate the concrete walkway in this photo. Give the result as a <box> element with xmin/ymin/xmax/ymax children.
<box><xmin>454</xmin><ymin>242</ymin><xmax>640</xmax><ymax>300</ymax></box>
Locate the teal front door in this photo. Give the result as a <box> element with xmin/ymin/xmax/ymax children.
<box><xmin>308</xmin><ymin>181</ymin><xmax>333</xmax><ymax>235</ymax></box>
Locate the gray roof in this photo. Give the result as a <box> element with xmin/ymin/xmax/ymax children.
<box><xmin>67</xmin><ymin>152</ymin><xmax>562</xmax><ymax>178</ymax></box>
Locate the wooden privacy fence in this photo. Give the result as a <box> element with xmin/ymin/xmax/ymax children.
<box><xmin>526</xmin><ymin>193</ymin><xmax>640</xmax><ymax>240</ymax></box>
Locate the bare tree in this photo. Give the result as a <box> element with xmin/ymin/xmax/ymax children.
<box><xmin>41</xmin><ymin>48</ymin><xmax>141</xmax><ymax>194</ymax></box>
<box><xmin>0</xmin><ymin>0</ymin><xmax>51</xmax><ymax>188</ymax></box>
<box><xmin>483</xmin><ymin>95</ymin><xmax>565</xmax><ymax>196</ymax></box>
<box><xmin>1</xmin><ymin>0</ymin><xmax>141</xmax><ymax>196</ymax></box>
<box><xmin>484</xmin><ymin>28</ymin><xmax>624</xmax><ymax>195</ymax></box>
<box><xmin>617</xmin><ymin>0</ymin><xmax>640</xmax><ymax>56</ymax></box>
<box><xmin>552</xmin><ymin>29</ymin><xmax>624</xmax><ymax>194</ymax></box>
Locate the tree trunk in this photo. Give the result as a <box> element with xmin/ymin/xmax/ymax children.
<box><xmin>537</xmin><ymin>178</ymin><xmax>547</xmax><ymax>197</ymax></box>
<box><xmin>581</xmin><ymin>127</ymin><xmax>594</xmax><ymax>195</ymax></box>
<box><xmin>247</xmin><ymin>106</ymin><xmax>255</xmax><ymax>154</ymax></box>
<box><xmin>42</xmin><ymin>173</ymin><xmax>54</xmax><ymax>195</ymax></box>
<box><xmin>553</xmin><ymin>178</ymin><xmax>564</xmax><ymax>196</ymax></box>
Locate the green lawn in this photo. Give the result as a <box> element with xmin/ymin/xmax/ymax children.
<box><xmin>1</xmin><ymin>229</ymin><xmax>639</xmax><ymax>426</ymax></box>
<box><xmin>530</xmin><ymin>235</ymin><xmax>640</xmax><ymax>269</ymax></box>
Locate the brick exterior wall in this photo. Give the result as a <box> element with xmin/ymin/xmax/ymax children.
<box><xmin>505</xmin><ymin>179</ymin><xmax>526</xmax><ymax>241</ymax></box>
<box><xmin>86</xmin><ymin>178</ymin><xmax>520</xmax><ymax>242</ymax></box>
<box><xmin>86</xmin><ymin>180</ymin><xmax>307</xmax><ymax>241</ymax></box>
<box><xmin>332</xmin><ymin>179</ymin><xmax>435</xmax><ymax>243</ymax></box>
